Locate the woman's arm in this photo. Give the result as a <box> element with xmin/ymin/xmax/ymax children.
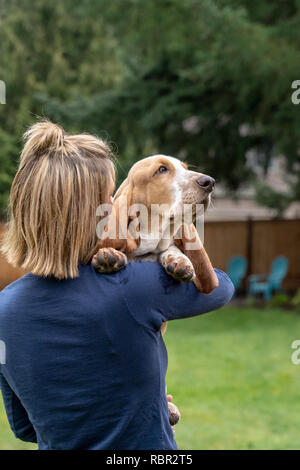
<box><xmin>119</xmin><ymin>261</ymin><xmax>234</xmax><ymax>331</ymax></box>
<box><xmin>0</xmin><ymin>372</ymin><xmax>37</xmax><ymax>443</ymax></box>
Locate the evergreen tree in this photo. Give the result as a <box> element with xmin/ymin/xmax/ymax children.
<box><xmin>0</xmin><ymin>0</ymin><xmax>300</xmax><ymax>216</ymax></box>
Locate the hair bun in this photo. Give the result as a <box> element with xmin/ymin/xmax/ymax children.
<box><xmin>23</xmin><ymin>120</ymin><xmax>64</xmax><ymax>158</ymax></box>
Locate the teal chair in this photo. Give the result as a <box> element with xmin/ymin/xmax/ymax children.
<box><xmin>248</xmin><ymin>256</ymin><xmax>289</xmax><ymax>301</ymax></box>
<box><xmin>227</xmin><ymin>256</ymin><xmax>248</xmax><ymax>292</ymax></box>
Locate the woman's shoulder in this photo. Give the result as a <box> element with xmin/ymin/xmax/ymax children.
<box><xmin>121</xmin><ymin>260</ymin><xmax>166</xmax><ymax>277</ymax></box>
<box><xmin>0</xmin><ymin>273</ymin><xmax>35</xmax><ymax>297</ymax></box>
<box><xmin>115</xmin><ymin>260</ymin><xmax>173</xmax><ymax>290</ymax></box>
<box><xmin>0</xmin><ymin>274</ymin><xmax>37</xmax><ymax>321</ymax></box>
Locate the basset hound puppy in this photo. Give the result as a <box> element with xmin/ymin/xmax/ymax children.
<box><xmin>92</xmin><ymin>154</ymin><xmax>218</xmax><ymax>300</ymax></box>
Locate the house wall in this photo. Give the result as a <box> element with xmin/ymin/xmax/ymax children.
<box><xmin>206</xmin><ymin>197</ymin><xmax>300</xmax><ymax>221</ymax></box>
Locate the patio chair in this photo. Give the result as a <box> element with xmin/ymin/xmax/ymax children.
<box><xmin>248</xmin><ymin>256</ymin><xmax>289</xmax><ymax>301</ymax></box>
<box><xmin>227</xmin><ymin>256</ymin><xmax>248</xmax><ymax>291</ymax></box>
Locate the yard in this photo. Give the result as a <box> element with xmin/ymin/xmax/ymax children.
<box><xmin>1</xmin><ymin>305</ymin><xmax>300</xmax><ymax>450</ymax></box>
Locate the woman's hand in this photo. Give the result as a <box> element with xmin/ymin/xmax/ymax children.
<box><xmin>167</xmin><ymin>394</ymin><xmax>181</xmax><ymax>429</ymax></box>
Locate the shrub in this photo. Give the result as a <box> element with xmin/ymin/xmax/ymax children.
<box><xmin>291</xmin><ymin>289</ymin><xmax>300</xmax><ymax>310</ymax></box>
<box><xmin>269</xmin><ymin>293</ymin><xmax>291</xmax><ymax>309</ymax></box>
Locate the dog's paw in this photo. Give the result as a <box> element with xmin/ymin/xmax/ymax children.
<box><xmin>168</xmin><ymin>401</ymin><xmax>181</xmax><ymax>427</ymax></box>
<box><xmin>163</xmin><ymin>255</ymin><xmax>195</xmax><ymax>282</ymax></box>
<box><xmin>91</xmin><ymin>247</ymin><xmax>127</xmax><ymax>273</ymax></box>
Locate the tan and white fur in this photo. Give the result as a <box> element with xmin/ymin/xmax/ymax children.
<box><xmin>93</xmin><ymin>154</ymin><xmax>219</xmax><ymax>320</ymax></box>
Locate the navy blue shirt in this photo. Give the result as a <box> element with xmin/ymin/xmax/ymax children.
<box><xmin>0</xmin><ymin>262</ymin><xmax>233</xmax><ymax>450</ymax></box>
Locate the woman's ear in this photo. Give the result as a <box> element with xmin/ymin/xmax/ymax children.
<box><xmin>174</xmin><ymin>223</ymin><xmax>219</xmax><ymax>294</ymax></box>
<box><xmin>98</xmin><ymin>179</ymin><xmax>140</xmax><ymax>254</ymax></box>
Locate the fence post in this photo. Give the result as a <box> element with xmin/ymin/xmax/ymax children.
<box><xmin>246</xmin><ymin>216</ymin><xmax>253</xmax><ymax>277</ymax></box>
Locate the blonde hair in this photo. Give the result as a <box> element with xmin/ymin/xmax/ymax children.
<box><xmin>1</xmin><ymin>120</ymin><xmax>115</xmax><ymax>279</ymax></box>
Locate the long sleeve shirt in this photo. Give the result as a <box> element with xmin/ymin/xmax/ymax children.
<box><xmin>0</xmin><ymin>261</ymin><xmax>234</xmax><ymax>450</ymax></box>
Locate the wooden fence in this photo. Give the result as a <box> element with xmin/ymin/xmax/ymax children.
<box><xmin>204</xmin><ymin>219</ymin><xmax>300</xmax><ymax>292</ymax></box>
<box><xmin>0</xmin><ymin>219</ymin><xmax>299</xmax><ymax>292</ymax></box>
<box><xmin>0</xmin><ymin>223</ymin><xmax>25</xmax><ymax>289</ymax></box>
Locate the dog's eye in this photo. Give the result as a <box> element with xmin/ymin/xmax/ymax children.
<box><xmin>156</xmin><ymin>165</ymin><xmax>168</xmax><ymax>174</ymax></box>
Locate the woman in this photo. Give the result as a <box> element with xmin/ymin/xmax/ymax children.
<box><xmin>0</xmin><ymin>121</ymin><xmax>234</xmax><ymax>450</ymax></box>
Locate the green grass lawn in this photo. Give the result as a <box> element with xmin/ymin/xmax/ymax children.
<box><xmin>1</xmin><ymin>305</ymin><xmax>300</xmax><ymax>450</ymax></box>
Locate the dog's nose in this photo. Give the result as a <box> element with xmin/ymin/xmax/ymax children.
<box><xmin>197</xmin><ymin>176</ymin><xmax>215</xmax><ymax>191</ymax></box>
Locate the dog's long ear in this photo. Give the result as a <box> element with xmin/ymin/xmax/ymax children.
<box><xmin>98</xmin><ymin>178</ymin><xmax>140</xmax><ymax>254</ymax></box>
<box><xmin>174</xmin><ymin>223</ymin><xmax>219</xmax><ymax>294</ymax></box>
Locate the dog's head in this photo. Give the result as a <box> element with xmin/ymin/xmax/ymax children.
<box><xmin>117</xmin><ymin>154</ymin><xmax>214</xmax><ymax>216</ymax></box>
<box><xmin>99</xmin><ymin>155</ymin><xmax>215</xmax><ymax>254</ymax></box>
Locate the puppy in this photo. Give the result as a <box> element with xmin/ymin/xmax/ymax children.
<box><xmin>93</xmin><ymin>155</ymin><xmax>218</xmax><ymax>297</ymax></box>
